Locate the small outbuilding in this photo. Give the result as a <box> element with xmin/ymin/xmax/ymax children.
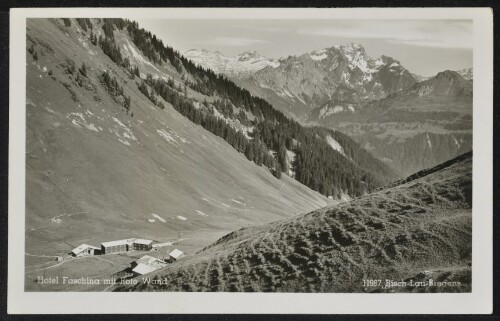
<box><xmin>168</xmin><ymin>249</ymin><xmax>186</xmax><ymax>262</ymax></box>
<box><xmin>71</xmin><ymin>244</ymin><xmax>100</xmax><ymax>257</ymax></box>
<box><xmin>131</xmin><ymin>255</ymin><xmax>168</xmax><ymax>275</ymax></box>
<box><xmin>130</xmin><ymin>255</ymin><xmax>156</xmax><ymax>268</ymax></box>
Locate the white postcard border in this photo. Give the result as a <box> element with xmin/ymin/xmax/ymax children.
<box><xmin>8</xmin><ymin>7</ymin><xmax>493</xmax><ymax>314</ymax></box>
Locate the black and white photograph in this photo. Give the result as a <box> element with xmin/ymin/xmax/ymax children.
<box><xmin>7</xmin><ymin>7</ymin><xmax>493</xmax><ymax>314</ymax></box>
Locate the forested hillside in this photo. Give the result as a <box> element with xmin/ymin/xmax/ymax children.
<box><xmin>186</xmin><ymin>42</ymin><xmax>473</xmax><ymax>179</ymax></box>
<box><xmin>93</xmin><ymin>18</ymin><xmax>397</xmax><ymax>197</ymax></box>
<box><xmin>26</xmin><ymin>17</ymin><xmax>334</xmax><ymax>291</ymax></box>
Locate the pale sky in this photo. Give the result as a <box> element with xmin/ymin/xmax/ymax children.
<box><xmin>136</xmin><ymin>19</ymin><xmax>472</xmax><ymax>77</ymax></box>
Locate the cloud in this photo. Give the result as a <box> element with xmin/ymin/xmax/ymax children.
<box><xmin>201</xmin><ymin>36</ymin><xmax>269</xmax><ymax>47</ymax></box>
<box><xmin>298</xmin><ymin>20</ymin><xmax>473</xmax><ymax>49</ymax></box>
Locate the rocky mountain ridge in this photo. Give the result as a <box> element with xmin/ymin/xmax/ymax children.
<box><xmin>183</xmin><ymin>49</ymin><xmax>280</xmax><ymax>79</ymax></box>
<box><xmin>187</xmin><ymin>44</ymin><xmax>417</xmax><ymax>118</ymax></box>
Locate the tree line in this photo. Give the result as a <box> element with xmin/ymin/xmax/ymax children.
<box><xmin>88</xmin><ymin>18</ymin><xmax>397</xmax><ymax>197</ymax></box>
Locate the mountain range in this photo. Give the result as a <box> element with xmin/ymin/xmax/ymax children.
<box><xmin>185</xmin><ymin>46</ymin><xmax>473</xmax><ymax>176</ymax></box>
<box><xmin>185</xmin><ymin>46</ymin><xmax>473</xmax><ymax>119</ymax></box>
<box><xmin>25</xmin><ymin>18</ymin><xmax>473</xmax><ymax>293</ymax></box>
<box><xmin>186</xmin><ymin>44</ymin><xmax>419</xmax><ymax>118</ymax></box>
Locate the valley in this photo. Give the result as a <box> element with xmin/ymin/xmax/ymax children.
<box><xmin>24</xmin><ymin>18</ymin><xmax>473</xmax><ymax>293</ymax></box>
<box><xmin>187</xmin><ymin>47</ymin><xmax>473</xmax><ymax>177</ymax></box>
<box><xmin>25</xmin><ymin>18</ymin><xmax>332</xmax><ymax>291</ymax></box>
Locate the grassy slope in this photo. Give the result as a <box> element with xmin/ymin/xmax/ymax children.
<box><xmin>116</xmin><ymin>152</ymin><xmax>472</xmax><ymax>292</ymax></box>
<box><xmin>25</xmin><ymin>18</ymin><xmax>331</xmax><ymax>290</ymax></box>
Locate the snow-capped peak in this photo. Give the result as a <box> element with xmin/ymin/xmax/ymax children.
<box><xmin>333</xmin><ymin>43</ymin><xmax>365</xmax><ymax>54</ymax></box>
<box><xmin>183</xmin><ymin>49</ymin><xmax>279</xmax><ymax>78</ymax></box>
<box><xmin>184</xmin><ymin>44</ymin><xmax>417</xmax><ymax>117</ymax></box>
<box><xmin>238</xmin><ymin>51</ymin><xmax>259</xmax><ymax>60</ymax></box>
<box><xmin>456</xmin><ymin>67</ymin><xmax>473</xmax><ymax>81</ymax></box>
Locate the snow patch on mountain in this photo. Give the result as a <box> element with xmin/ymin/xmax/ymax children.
<box><xmin>310</xmin><ymin>50</ymin><xmax>328</xmax><ymax>61</ymax></box>
<box><xmin>121</xmin><ymin>37</ymin><xmax>161</xmax><ymax>73</ymax></box>
<box><xmin>157</xmin><ymin>129</ymin><xmax>179</xmax><ymax>146</ymax></box>
<box><xmin>152</xmin><ymin>213</ymin><xmax>166</xmax><ymax>223</ymax></box>
<box><xmin>426</xmin><ymin>133</ymin><xmax>432</xmax><ymax>149</ymax></box>
<box><xmin>183</xmin><ymin>49</ymin><xmax>280</xmax><ymax>78</ymax></box>
<box><xmin>456</xmin><ymin>68</ymin><xmax>473</xmax><ymax>81</ymax></box>
<box><xmin>326</xmin><ymin>135</ymin><xmax>346</xmax><ymax>157</ymax></box>
<box><xmin>318</xmin><ymin>103</ymin><xmax>355</xmax><ymax>119</ymax></box>
<box><xmin>111</xmin><ymin>117</ymin><xmax>138</xmax><ymax>145</ymax></box>
<box><xmin>286</xmin><ymin>149</ymin><xmax>296</xmax><ymax>177</ymax></box>
<box><xmin>67</xmin><ymin>112</ymin><xmax>100</xmax><ymax>132</ymax></box>
<box><xmin>330</xmin><ymin>43</ymin><xmax>379</xmax><ymax>78</ymax></box>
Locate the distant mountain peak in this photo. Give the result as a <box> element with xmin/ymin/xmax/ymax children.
<box><xmin>378</xmin><ymin>55</ymin><xmax>397</xmax><ymax>64</ymax></box>
<box><xmin>186</xmin><ymin>44</ymin><xmax>417</xmax><ymax>119</ymax></box>
<box><xmin>183</xmin><ymin>48</ymin><xmax>279</xmax><ymax>78</ymax></box>
<box><xmin>239</xmin><ymin>50</ymin><xmax>258</xmax><ymax>56</ymax></box>
<box><xmin>333</xmin><ymin>42</ymin><xmax>366</xmax><ymax>54</ymax></box>
<box><xmin>436</xmin><ymin>70</ymin><xmax>460</xmax><ymax>77</ymax></box>
<box><xmin>432</xmin><ymin>70</ymin><xmax>467</xmax><ymax>86</ymax></box>
<box><xmin>456</xmin><ymin>67</ymin><xmax>473</xmax><ymax>81</ymax></box>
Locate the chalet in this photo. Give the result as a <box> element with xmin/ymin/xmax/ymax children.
<box><xmin>132</xmin><ymin>239</ymin><xmax>153</xmax><ymax>251</ymax></box>
<box><xmin>101</xmin><ymin>239</ymin><xmax>133</xmax><ymax>254</ymax></box>
<box><xmin>131</xmin><ymin>255</ymin><xmax>167</xmax><ymax>275</ymax></box>
<box><xmin>168</xmin><ymin>249</ymin><xmax>186</xmax><ymax>261</ymax></box>
<box><xmin>71</xmin><ymin>244</ymin><xmax>100</xmax><ymax>257</ymax></box>
<box><xmin>101</xmin><ymin>238</ymin><xmax>154</xmax><ymax>254</ymax></box>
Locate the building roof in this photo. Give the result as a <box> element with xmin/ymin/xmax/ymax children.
<box><xmin>133</xmin><ymin>239</ymin><xmax>153</xmax><ymax>245</ymax></box>
<box><xmin>132</xmin><ymin>263</ymin><xmax>159</xmax><ymax>275</ymax></box>
<box><xmin>101</xmin><ymin>239</ymin><xmax>133</xmax><ymax>248</ymax></box>
<box><xmin>71</xmin><ymin>244</ymin><xmax>100</xmax><ymax>255</ymax></box>
<box><xmin>131</xmin><ymin>256</ymin><xmax>168</xmax><ymax>275</ymax></box>
<box><xmin>169</xmin><ymin>249</ymin><xmax>186</xmax><ymax>259</ymax></box>
<box><xmin>135</xmin><ymin>255</ymin><xmax>157</xmax><ymax>265</ymax></box>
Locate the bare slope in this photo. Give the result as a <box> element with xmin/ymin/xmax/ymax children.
<box><xmin>116</xmin><ymin>152</ymin><xmax>472</xmax><ymax>292</ymax></box>
<box><xmin>25</xmin><ymin>17</ymin><xmax>329</xmax><ymax>276</ymax></box>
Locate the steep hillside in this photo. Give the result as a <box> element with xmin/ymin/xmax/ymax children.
<box><xmin>25</xmin><ymin>18</ymin><xmax>330</xmax><ymax>279</ymax></box>
<box><xmin>25</xmin><ymin>18</ymin><xmax>402</xmax><ymax>290</ymax></box>
<box><xmin>116</xmin><ymin>152</ymin><xmax>472</xmax><ymax>293</ymax></box>
<box><xmin>120</xmin><ymin>20</ymin><xmax>398</xmax><ymax>197</ymax></box>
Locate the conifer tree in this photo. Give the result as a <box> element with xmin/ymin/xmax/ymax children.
<box><xmin>80</xmin><ymin>62</ymin><xmax>87</xmax><ymax>77</ymax></box>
